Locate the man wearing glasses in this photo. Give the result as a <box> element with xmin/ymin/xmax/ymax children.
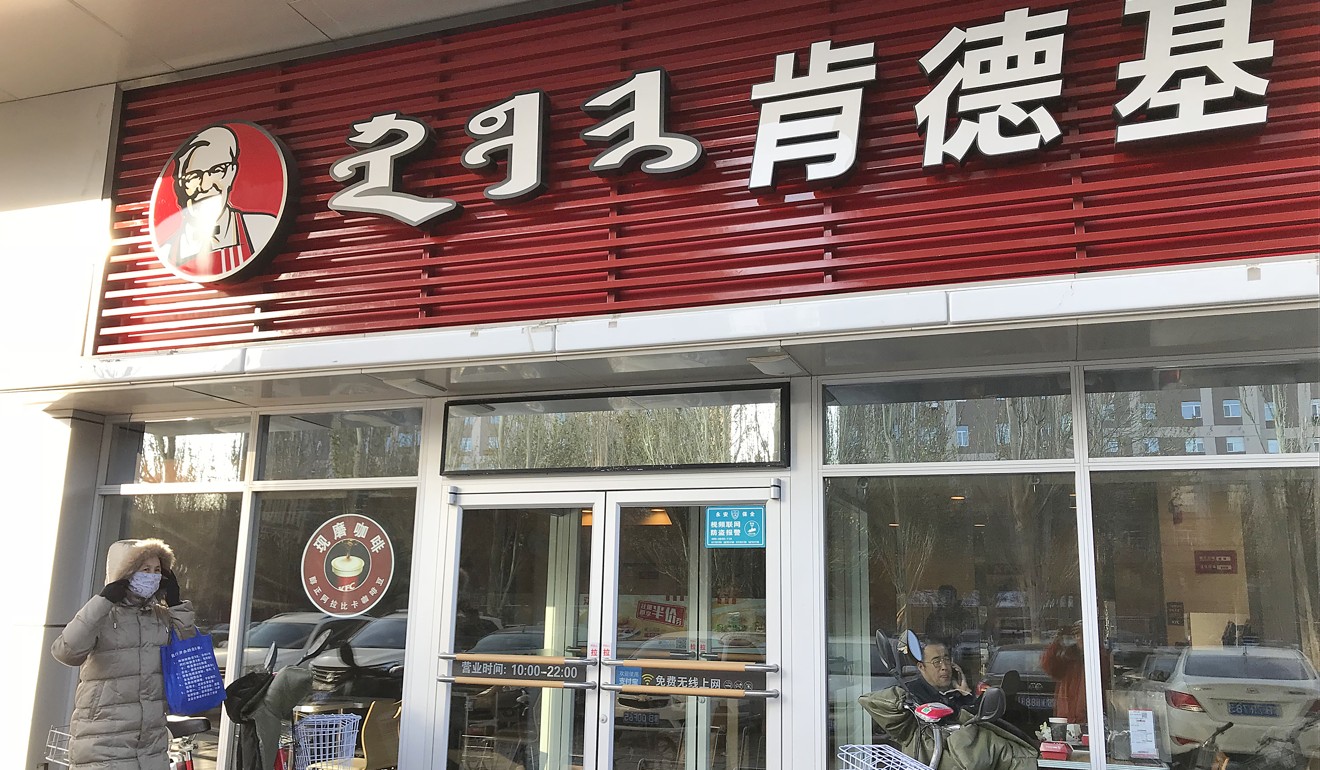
<box><xmin>910</xmin><ymin>637</ymin><xmax>977</xmax><ymax>713</ymax></box>
<box><xmin>161</xmin><ymin>125</ymin><xmax>277</xmax><ymax>277</ymax></box>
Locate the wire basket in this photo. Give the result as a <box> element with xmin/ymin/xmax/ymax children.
<box><xmin>45</xmin><ymin>726</ymin><xmax>72</xmax><ymax>767</ymax></box>
<box><xmin>293</xmin><ymin>713</ymin><xmax>361</xmax><ymax>770</ymax></box>
<box><xmin>837</xmin><ymin>744</ymin><xmax>935</xmax><ymax>770</ymax></box>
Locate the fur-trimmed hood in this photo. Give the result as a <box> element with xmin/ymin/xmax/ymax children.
<box><xmin>105</xmin><ymin>538</ymin><xmax>175</xmax><ymax>583</ymax></box>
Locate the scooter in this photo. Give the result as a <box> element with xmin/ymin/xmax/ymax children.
<box><xmin>1183</xmin><ymin>721</ymin><xmax>1232</xmax><ymax>770</ymax></box>
<box><xmin>1231</xmin><ymin>712</ymin><xmax>1319</xmax><ymax>770</ymax></box>
<box><xmin>166</xmin><ymin>714</ymin><xmax>212</xmax><ymax>770</ymax></box>
<box><xmin>858</xmin><ymin>630</ymin><xmax>1039</xmax><ymax>770</ymax></box>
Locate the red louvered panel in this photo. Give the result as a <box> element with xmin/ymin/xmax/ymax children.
<box><xmin>96</xmin><ymin>0</ymin><xmax>1320</xmax><ymax>354</ymax></box>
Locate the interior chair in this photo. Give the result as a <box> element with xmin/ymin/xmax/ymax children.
<box><xmin>307</xmin><ymin>699</ymin><xmax>402</xmax><ymax>770</ymax></box>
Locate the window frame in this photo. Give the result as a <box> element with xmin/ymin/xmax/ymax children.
<box><xmin>92</xmin><ymin>398</ymin><xmax>430</xmax><ymax>769</ymax></box>
<box><xmin>441</xmin><ymin>382</ymin><xmax>791</xmax><ymax>476</ymax></box>
<box><xmin>816</xmin><ymin>354</ymin><xmax>1317</xmax><ymax>770</ymax></box>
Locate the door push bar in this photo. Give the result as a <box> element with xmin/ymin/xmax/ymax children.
<box><xmin>437</xmin><ymin>675</ymin><xmax>597</xmax><ymax>689</ymax></box>
<box><xmin>600</xmin><ymin>682</ymin><xmax>779</xmax><ymax>699</ymax></box>
<box><xmin>601</xmin><ymin>658</ymin><xmax>779</xmax><ymax>674</ymax></box>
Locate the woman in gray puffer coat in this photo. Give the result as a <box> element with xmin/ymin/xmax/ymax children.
<box><xmin>52</xmin><ymin>538</ymin><xmax>197</xmax><ymax>770</ymax></box>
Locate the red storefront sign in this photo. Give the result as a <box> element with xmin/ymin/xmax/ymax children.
<box><xmin>1194</xmin><ymin>550</ymin><xmax>1239</xmax><ymax>575</ymax></box>
<box><xmin>99</xmin><ymin>0</ymin><xmax>1320</xmax><ymax>354</ymax></box>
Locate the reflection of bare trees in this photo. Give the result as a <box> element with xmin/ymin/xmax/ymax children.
<box><xmin>455</xmin><ymin>403</ymin><xmax>776</xmax><ymax>471</ymax></box>
<box><xmin>1006</xmin><ymin>477</ymin><xmax>1077</xmax><ymax>640</ymax></box>
<box><xmin>136</xmin><ymin>433</ymin><xmax>244</xmax><ymax>484</ymax></box>
<box><xmin>1243</xmin><ymin>471</ymin><xmax>1319</xmax><ymax>663</ymax></box>
<box><xmin>626</xmin><ymin>512</ymin><xmax>691</xmax><ymax>590</ymax></box>
<box><xmin>829</xmin><ymin>402</ymin><xmax>955</xmax><ymax>464</ymax></box>
<box><xmin>116</xmin><ymin>493</ymin><xmax>241</xmax><ymax>628</ymax></box>
<box><xmin>873</xmin><ymin>499</ymin><xmax>938</xmax><ymax>631</ymax></box>
<box><xmin>1240</xmin><ymin>384</ymin><xmax>1315</xmax><ymax>453</ymax></box>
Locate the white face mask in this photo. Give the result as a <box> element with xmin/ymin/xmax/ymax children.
<box><xmin>129</xmin><ymin>571</ymin><xmax>162</xmax><ymax>598</ymax></box>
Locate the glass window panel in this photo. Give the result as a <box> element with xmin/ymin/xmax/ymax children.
<box><xmin>824</xmin><ymin>474</ymin><xmax>1079</xmax><ymax>767</ymax></box>
<box><xmin>1085</xmin><ymin>362</ymin><xmax>1320</xmax><ymax>457</ymax></box>
<box><xmin>97</xmin><ymin>493</ymin><xmax>242</xmax><ymax>770</ymax></box>
<box><xmin>824</xmin><ymin>374</ymin><xmax>1073</xmax><ymax>464</ymax></box>
<box><xmin>259</xmin><ymin>408</ymin><xmax>422</xmax><ymax>480</ymax></box>
<box><xmin>1092</xmin><ymin>469</ymin><xmax>1319</xmax><ymax>769</ymax></box>
<box><xmin>106</xmin><ymin>417</ymin><xmax>248</xmax><ymax>484</ymax></box>
<box><xmin>243</xmin><ymin>489</ymin><xmax>415</xmax><ymax>768</ymax></box>
<box><xmin>443</xmin><ymin>386</ymin><xmax>785</xmax><ymax>473</ymax></box>
<box><xmin>447</xmin><ymin>507</ymin><xmax>590</xmax><ymax>768</ymax></box>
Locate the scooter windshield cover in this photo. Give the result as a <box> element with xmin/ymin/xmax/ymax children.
<box><xmin>915</xmin><ymin>702</ymin><xmax>956</xmax><ymax>722</ymax></box>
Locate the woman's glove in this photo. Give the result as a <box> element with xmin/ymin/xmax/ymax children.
<box><xmin>100</xmin><ymin>579</ymin><xmax>130</xmax><ymax>603</ymax></box>
<box><xmin>161</xmin><ymin>568</ymin><xmax>182</xmax><ymax>607</ymax></box>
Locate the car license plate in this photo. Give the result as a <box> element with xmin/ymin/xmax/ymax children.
<box><xmin>1017</xmin><ymin>694</ymin><xmax>1055</xmax><ymax>711</ymax></box>
<box><xmin>1227</xmin><ymin>701</ymin><xmax>1280</xmax><ymax>718</ymax></box>
<box><xmin>621</xmin><ymin>711</ymin><xmax>660</xmax><ymax>726</ymax></box>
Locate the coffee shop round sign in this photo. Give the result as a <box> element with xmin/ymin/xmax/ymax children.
<box><xmin>301</xmin><ymin>514</ymin><xmax>394</xmax><ymax>617</ymax></box>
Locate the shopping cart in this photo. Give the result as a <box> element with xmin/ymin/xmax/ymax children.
<box><xmin>837</xmin><ymin>744</ymin><xmax>935</xmax><ymax>770</ymax></box>
<box><xmin>293</xmin><ymin>713</ymin><xmax>361</xmax><ymax>770</ymax></box>
<box><xmin>45</xmin><ymin>726</ymin><xmax>72</xmax><ymax>768</ymax></box>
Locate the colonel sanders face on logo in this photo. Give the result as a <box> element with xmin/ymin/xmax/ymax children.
<box><xmin>148</xmin><ymin>122</ymin><xmax>294</xmax><ymax>284</ymax></box>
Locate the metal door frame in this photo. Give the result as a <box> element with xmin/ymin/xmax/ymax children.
<box><xmin>431</xmin><ymin>475</ymin><xmax>785</xmax><ymax>770</ymax></box>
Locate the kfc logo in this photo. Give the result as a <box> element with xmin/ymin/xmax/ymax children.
<box><xmin>148</xmin><ymin>122</ymin><xmax>295</xmax><ymax>283</ymax></box>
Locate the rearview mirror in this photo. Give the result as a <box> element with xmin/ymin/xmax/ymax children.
<box><xmin>976</xmin><ymin>687</ymin><xmax>1007</xmax><ymax>722</ymax></box>
<box><xmin>307</xmin><ymin>629</ymin><xmax>332</xmax><ymax>655</ymax></box>
<box><xmin>903</xmin><ymin>630</ymin><xmax>922</xmax><ymax>663</ymax></box>
<box><xmin>874</xmin><ymin>631</ymin><xmax>899</xmax><ymax>676</ymax></box>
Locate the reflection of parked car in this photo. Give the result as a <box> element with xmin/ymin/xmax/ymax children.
<box><xmin>310</xmin><ymin>611</ymin><xmax>408</xmax><ymax>696</ymax></box>
<box><xmin>979</xmin><ymin>644</ymin><xmax>1054</xmax><ymax>729</ymax></box>
<box><xmin>216</xmin><ymin>612</ymin><xmax>367</xmax><ymax>676</ymax></box>
<box><xmin>1164</xmin><ymin>646</ymin><xmax>1320</xmax><ymax>761</ymax></box>
<box><xmin>207</xmin><ymin>623</ymin><xmax>231</xmax><ymax>648</ymax></box>
<box><xmin>1122</xmin><ymin>648</ymin><xmax>1181</xmax><ymax>690</ymax></box>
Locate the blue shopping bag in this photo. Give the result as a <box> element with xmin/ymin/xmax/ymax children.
<box><xmin>161</xmin><ymin>628</ymin><xmax>226</xmax><ymax>714</ymax></box>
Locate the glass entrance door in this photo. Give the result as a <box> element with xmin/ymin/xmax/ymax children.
<box><xmin>437</xmin><ymin>484</ymin><xmax>781</xmax><ymax>770</ymax></box>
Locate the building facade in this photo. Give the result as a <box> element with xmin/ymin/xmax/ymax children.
<box><xmin>5</xmin><ymin>1</ymin><xmax>1318</xmax><ymax>769</ymax></box>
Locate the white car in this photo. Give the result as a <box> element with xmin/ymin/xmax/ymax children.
<box><xmin>1163</xmin><ymin>646</ymin><xmax>1320</xmax><ymax>760</ymax></box>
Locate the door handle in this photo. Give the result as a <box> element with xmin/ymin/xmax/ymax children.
<box><xmin>439</xmin><ymin>675</ymin><xmax>597</xmax><ymax>689</ymax></box>
<box><xmin>601</xmin><ymin>658</ymin><xmax>779</xmax><ymax>674</ymax></box>
<box><xmin>600</xmin><ymin>682</ymin><xmax>779</xmax><ymax>699</ymax></box>
<box><xmin>440</xmin><ymin>652</ymin><xmax>598</xmax><ymax>666</ymax></box>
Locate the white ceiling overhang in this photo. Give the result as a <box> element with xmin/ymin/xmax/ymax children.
<box><xmin>1</xmin><ymin>0</ymin><xmax>591</xmax><ymax>103</ymax></box>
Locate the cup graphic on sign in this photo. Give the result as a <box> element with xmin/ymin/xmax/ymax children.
<box><xmin>328</xmin><ymin>540</ymin><xmax>370</xmax><ymax>591</ymax></box>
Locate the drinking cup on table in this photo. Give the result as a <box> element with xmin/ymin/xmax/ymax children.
<box><xmin>1066</xmin><ymin>723</ymin><xmax>1083</xmax><ymax>743</ymax></box>
<box><xmin>1049</xmin><ymin>717</ymin><xmax>1068</xmax><ymax>742</ymax></box>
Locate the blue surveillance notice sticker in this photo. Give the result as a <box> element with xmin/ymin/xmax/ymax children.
<box><xmin>705</xmin><ymin>506</ymin><xmax>766</xmax><ymax>548</ymax></box>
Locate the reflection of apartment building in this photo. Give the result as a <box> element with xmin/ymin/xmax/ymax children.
<box><xmin>1094</xmin><ymin>383</ymin><xmax>1319</xmax><ymax>457</ymax></box>
<box><xmin>452</xmin><ymin>414</ymin><xmax>501</xmax><ymax>463</ymax></box>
